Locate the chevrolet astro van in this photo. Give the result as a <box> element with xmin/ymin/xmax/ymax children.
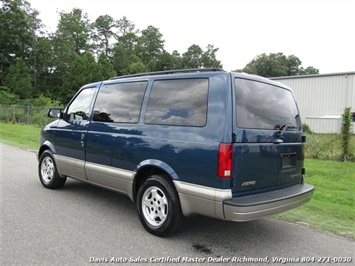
<box><xmin>38</xmin><ymin>69</ymin><xmax>314</xmax><ymax>236</ymax></box>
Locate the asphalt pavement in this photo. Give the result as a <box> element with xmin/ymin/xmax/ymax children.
<box><xmin>1</xmin><ymin>143</ymin><xmax>354</xmax><ymax>265</ymax></box>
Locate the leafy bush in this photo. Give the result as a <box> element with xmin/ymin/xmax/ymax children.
<box><xmin>18</xmin><ymin>94</ymin><xmax>63</xmax><ymax>107</ymax></box>
<box><xmin>302</xmin><ymin>123</ymin><xmax>314</xmax><ymax>134</ymax></box>
<box><xmin>340</xmin><ymin>107</ymin><xmax>354</xmax><ymax>161</ymax></box>
<box><xmin>0</xmin><ymin>86</ymin><xmax>19</xmax><ymax>104</ymax></box>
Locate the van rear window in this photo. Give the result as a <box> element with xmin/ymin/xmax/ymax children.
<box><xmin>235</xmin><ymin>78</ymin><xmax>301</xmax><ymax>130</ymax></box>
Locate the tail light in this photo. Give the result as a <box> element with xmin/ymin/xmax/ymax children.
<box><xmin>217</xmin><ymin>143</ymin><xmax>233</xmax><ymax>178</ymax></box>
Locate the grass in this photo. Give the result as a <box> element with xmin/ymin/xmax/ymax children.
<box><xmin>1</xmin><ymin>122</ymin><xmax>354</xmax><ymax>238</ymax></box>
<box><xmin>0</xmin><ymin>122</ymin><xmax>41</xmax><ymax>150</ymax></box>
<box><xmin>274</xmin><ymin>159</ymin><xmax>355</xmax><ymax>239</ymax></box>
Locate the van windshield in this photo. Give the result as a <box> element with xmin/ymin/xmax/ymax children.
<box><xmin>235</xmin><ymin>78</ymin><xmax>301</xmax><ymax>130</ymax></box>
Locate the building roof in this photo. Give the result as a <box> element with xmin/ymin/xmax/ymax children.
<box><xmin>271</xmin><ymin>71</ymin><xmax>355</xmax><ymax>80</ymax></box>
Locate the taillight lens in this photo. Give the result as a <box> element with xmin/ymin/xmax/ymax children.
<box><xmin>218</xmin><ymin>143</ymin><xmax>233</xmax><ymax>178</ymax></box>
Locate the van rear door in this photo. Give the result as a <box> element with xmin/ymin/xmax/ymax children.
<box><xmin>232</xmin><ymin>77</ymin><xmax>303</xmax><ymax>194</ymax></box>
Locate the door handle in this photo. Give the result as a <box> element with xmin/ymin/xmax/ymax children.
<box><xmin>80</xmin><ymin>133</ymin><xmax>86</xmax><ymax>147</ymax></box>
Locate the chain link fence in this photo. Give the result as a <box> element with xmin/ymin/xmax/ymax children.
<box><xmin>0</xmin><ymin>104</ymin><xmax>59</xmax><ymax>127</ymax></box>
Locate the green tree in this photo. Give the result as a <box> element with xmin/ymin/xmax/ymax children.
<box><xmin>240</xmin><ymin>53</ymin><xmax>288</xmax><ymax>77</ymax></box>
<box><xmin>55</xmin><ymin>8</ymin><xmax>91</xmax><ymax>55</ymax></box>
<box><xmin>300</xmin><ymin>66</ymin><xmax>319</xmax><ymax>75</ymax></box>
<box><xmin>237</xmin><ymin>52</ymin><xmax>319</xmax><ymax>77</ymax></box>
<box><xmin>152</xmin><ymin>51</ymin><xmax>176</xmax><ymax>71</ymax></box>
<box><xmin>33</xmin><ymin>35</ymin><xmax>55</xmax><ymax>96</ymax></box>
<box><xmin>171</xmin><ymin>50</ymin><xmax>183</xmax><ymax>69</ymax></box>
<box><xmin>201</xmin><ymin>44</ymin><xmax>222</xmax><ymax>68</ymax></box>
<box><xmin>49</xmin><ymin>8</ymin><xmax>94</xmax><ymax>102</ymax></box>
<box><xmin>136</xmin><ymin>25</ymin><xmax>164</xmax><ymax>65</ymax></box>
<box><xmin>115</xmin><ymin>16</ymin><xmax>137</xmax><ymax>53</ymax></box>
<box><xmin>112</xmin><ymin>17</ymin><xmax>138</xmax><ymax>75</ymax></box>
<box><xmin>0</xmin><ymin>0</ymin><xmax>40</xmax><ymax>85</ymax></box>
<box><xmin>0</xmin><ymin>86</ymin><xmax>19</xmax><ymax>104</ymax></box>
<box><xmin>92</xmin><ymin>14</ymin><xmax>115</xmax><ymax>56</ymax></box>
<box><xmin>98</xmin><ymin>52</ymin><xmax>117</xmax><ymax>79</ymax></box>
<box><xmin>112</xmin><ymin>44</ymin><xmax>130</xmax><ymax>76</ymax></box>
<box><xmin>115</xmin><ymin>16</ymin><xmax>136</xmax><ymax>39</ymax></box>
<box><xmin>60</xmin><ymin>52</ymin><xmax>102</xmax><ymax>102</ymax></box>
<box><xmin>127</xmin><ymin>61</ymin><xmax>147</xmax><ymax>74</ymax></box>
<box><xmin>26</xmin><ymin>4</ymin><xmax>43</xmax><ymax>92</ymax></box>
<box><xmin>287</xmin><ymin>54</ymin><xmax>302</xmax><ymax>76</ymax></box>
<box><xmin>182</xmin><ymin>44</ymin><xmax>203</xmax><ymax>68</ymax></box>
<box><xmin>126</xmin><ymin>54</ymin><xmax>147</xmax><ymax>74</ymax></box>
<box><xmin>0</xmin><ymin>5</ymin><xmax>225</xmax><ymax>101</ymax></box>
<box><xmin>3</xmin><ymin>58</ymin><xmax>32</xmax><ymax>99</ymax></box>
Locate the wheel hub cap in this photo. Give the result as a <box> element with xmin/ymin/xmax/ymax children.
<box><xmin>41</xmin><ymin>157</ymin><xmax>54</xmax><ymax>184</ymax></box>
<box><xmin>142</xmin><ymin>186</ymin><xmax>168</xmax><ymax>226</ymax></box>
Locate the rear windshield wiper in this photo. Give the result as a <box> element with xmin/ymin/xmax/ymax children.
<box><xmin>275</xmin><ymin>124</ymin><xmax>298</xmax><ymax>138</ymax></box>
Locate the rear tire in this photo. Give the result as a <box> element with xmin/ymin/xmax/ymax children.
<box><xmin>137</xmin><ymin>175</ymin><xmax>182</xmax><ymax>237</ymax></box>
<box><xmin>38</xmin><ymin>150</ymin><xmax>66</xmax><ymax>189</ymax></box>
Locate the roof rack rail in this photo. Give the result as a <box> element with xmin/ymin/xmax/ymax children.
<box><xmin>110</xmin><ymin>68</ymin><xmax>225</xmax><ymax>80</ymax></box>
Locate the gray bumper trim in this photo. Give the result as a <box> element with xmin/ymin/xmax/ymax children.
<box><xmin>224</xmin><ymin>184</ymin><xmax>314</xmax><ymax>222</ymax></box>
<box><xmin>173</xmin><ymin>181</ymin><xmax>231</xmax><ymax>219</ymax></box>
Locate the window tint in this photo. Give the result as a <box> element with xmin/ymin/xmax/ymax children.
<box><xmin>93</xmin><ymin>81</ymin><xmax>147</xmax><ymax>123</ymax></box>
<box><xmin>67</xmin><ymin>87</ymin><xmax>96</xmax><ymax>121</ymax></box>
<box><xmin>235</xmin><ymin>78</ymin><xmax>301</xmax><ymax>130</ymax></box>
<box><xmin>145</xmin><ymin>79</ymin><xmax>209</xmax><ymax>126</ymax></box>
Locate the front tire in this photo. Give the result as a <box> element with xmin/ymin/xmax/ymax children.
<box><xmin>38</xmin><ymin>150</ymin><xmax>66</xmax><ymax>189</ymax></box>
<box><xmin>137</xmin><ymin>175</ymin><xmax>182</xmax><ymax>237</ymax></box>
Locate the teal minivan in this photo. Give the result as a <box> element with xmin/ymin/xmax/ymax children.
<box><xmin>38</xmin><ymin>69</ymin><xmax>314</xmax><ymax>236</ymax></box>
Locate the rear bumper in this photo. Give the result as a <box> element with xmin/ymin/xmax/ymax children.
<box><xmin>174</xmin><ymin>181</ymin><xmax>314</xmax><ymax>222</ymax></box>
<box><xmin>223</xmin><ymin>184</ymin><xmax>314</xmax><ymax>222</ymax></box>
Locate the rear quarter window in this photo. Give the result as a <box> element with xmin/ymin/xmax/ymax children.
<box><xmin>235</xmin><ymin>78</ymin><xmax>301</xmax><ymax>130</ymax></box>
<box><xmin>145</xmin><ymin>78</ymin><xmax>209</xmax><ymax>127</ymax></box>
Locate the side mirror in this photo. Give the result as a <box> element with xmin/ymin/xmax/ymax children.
<box><xmin>47</xmin><ymin>108</ymin><xmax>63</xmax><ymax>118</ymax></box>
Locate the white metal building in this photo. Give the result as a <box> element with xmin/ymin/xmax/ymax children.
<box><xmin>272</xmin><ymin>72</ymin><xmax>355</xmax><ymax>134</ymax></box>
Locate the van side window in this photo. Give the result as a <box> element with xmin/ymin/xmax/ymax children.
<box><xmin>93</xmin><ymin>81</ymin><xmax>147</xmax><ymax>123</ymax></box>
<box><xmin>66</xmin><ymin>87</ymin><xmax>96</xmax><ymax>121</ymax></box>
<box><xmin>235</xmin><ymin>78</ymin><xmax>301</xmax><ymax>130</ymax></box>
<box><xmin>145</xmin><ymin>79</ymin><xmax>209</xmax><ymax>127</ymax></box>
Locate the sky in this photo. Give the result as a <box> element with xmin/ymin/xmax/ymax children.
<box><xmin>27</xmin><ymin>0</ymin><xmax>355</xmax><ymax>74</ymax></box>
